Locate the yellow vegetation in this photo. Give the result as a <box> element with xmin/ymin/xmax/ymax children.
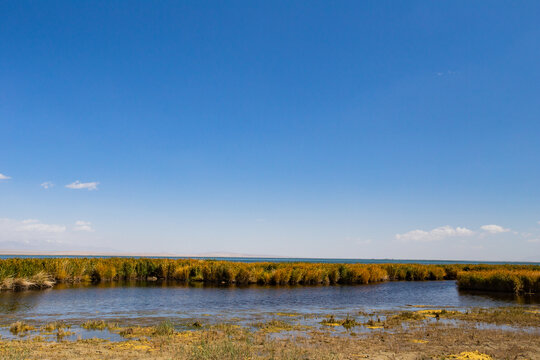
<box><xmin>274</xmin><ymin>312</ymin><xmax>300</xmax><ymax>317</ymax></box>
<box><xmin>415</xmin><ymin>309</ymin><xmax>459</xmax><ymax>318</ymax></box>
<box><xmin>1</xmin><ymin>257</ymin><xmax>538</xmax><ymax>293</ymax></box>
<box><xmin>457</xmin><ymin>269</ymin><xmax>540</xmax><ymax>294</ymax></box>
<box><xmin>9</xmin><ymin>321</ymin><xmax>35</xmax><ymax>334</ymax></box>
<box><xmin>110</xmin><ymin>340</ymin><xmax>153</xmax><ymax>352</ymax></box>
<box><xmin>448</xmin><ymin>350</ymin><xmax>493</xmax><ymax>359</ymax></box>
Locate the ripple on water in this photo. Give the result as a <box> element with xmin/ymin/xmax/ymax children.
<box><xmin>0</xmin><ymin>281</ymin><xmax>538</xmax><ymax>324</ymax></box>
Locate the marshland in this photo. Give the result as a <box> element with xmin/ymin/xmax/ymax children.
<box><xmin>1</xmin><ymin>257</ymin><xmax>539</xmax><ymax>359</ymax></box>
<box><xmin>0</xmin><ymin>303</ymin><xmax>539</xmax><ymax>359</ymax></box>
<box><xmin>5</xmin><ymin>0</ymin><xmax>540</xmax><ymax>358</ymax></box>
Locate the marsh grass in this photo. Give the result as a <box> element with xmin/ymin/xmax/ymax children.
<box><xmin>41</xmin><ymin>321</ymin><xmax>70</xmax><ymax>332</ymax></box>
<box><xmin>365</xmin><ymin>318</ymin><xmax>384</xmax><ymax>328</ymax></box>
<box><xmin>81</xmin><ymin>320</ymin><xmax>118</xmax><ymax>331</ymax></box>
<box><xmin>0</xmin><ymin>271</ymin><xmax>54</xmax><ymax>291</ymax></box>
<box><xmin>55</xmin><ymin>328</ymin><xmax>73</xmax><ymax>341</ymax></box>
<box><xmin>457</xmin><ymin>269</ymin><xmax>540</xmax><ymax>294</ymax></box>
<box><xmin>320</xmin><ymin>315</ymin><xmax>359</xmax><ymax>328</ymax></box>
<box><xmin>320</xmin><ymin>315</ymin><xmax>340</xmax><ymax>326</ymax></box>
<box><xmin>1</xmin><ymin>314</ymin><xmax>539</xmax><ymax>359</ymax></box>
<box><xmin>1</xmin><ymin>257</ymin><xmax>538</xmax><ymax>293</ymax></box>
<box><xmin>153</xmin><ymin>320</ymin><xmax>176</xmax><ymax>336</ymax></box>
<box><xmin>3</xmin><ymin>321</ymin><xmax>535</xmax><ymax>360</ymax></box>
<box><xmin>451</xmin><ymin>307</ymin><xmax>540</xmax><ymax>326</ymax></box>
<box><xmin>253</xmin><ymin>319</ymin><xmax>293</xmax><ymax>332</ymax></box>
<box><xmin>341</xmin><ymin>315</ymin><xmax>359</xmax><ymax>329</ymax></box>
<box><xmin>191</xmin><ymin>336</ymin><xmax>252</xmax><ymax>360</ymax></box>
<box><xmin>9</xmin><ymin>322</ymin><xmax>35</xmax><ymax>335</ymax></box>
<box><xmin>381</xmin><ymin>311</ymin><xmax>426</xmax><ymax>327</ymax></box>
<box><xmin>118</xmin><ymin>326</ymin><xmax>155</xmax><ymax>338</ymax></box>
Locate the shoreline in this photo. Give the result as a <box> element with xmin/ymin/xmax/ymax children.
<box><xmin>0</xmin><ymin>307</ymin><xmax>538</xmax><ymax>359</ymax></box>
<box><xmin>0</xmin><ymin>252</ymin><xmax>538</xmax><ymax>265</ymax></box>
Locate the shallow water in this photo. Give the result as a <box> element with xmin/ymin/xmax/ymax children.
<box><xmin>0</xmin><ymin>280</ymin><xmax>538</xmax><ymax>325</ymax></box>
<box><xmin>0</xmin><ymin>326</ymin><xmax>125</xmax><ymax>342</ymax></box>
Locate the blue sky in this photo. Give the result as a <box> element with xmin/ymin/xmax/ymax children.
<box><xmin>1</xmin><ymin>1</ymin><xmax>540</xmax><ymax>260</ymax></box>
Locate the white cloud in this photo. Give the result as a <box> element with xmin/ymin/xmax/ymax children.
<box><xmin>0</xmin><ymin>218</ymin><xmax>99</xmax><ymax>250</ymax></box>
<box><xmin>65</xmin><ymin>180</ymin><xmax>99</xmax><ymax>190</ymax></box>
<box><xmin>480</xmin><ymin>224</ymin><xmax>510</xmax><ymax>234</ymax></box>
<box><xmin>41</xmin><ymin>181</ymin><xmax>54</xmax><ymax>189</ymax></box>
<box><xmin>0</xmin><ymin>173</ymin><xmax>11</xmax><ymax>180</ymax></box>
<box><xmin>73</xmin><ymin>220</ymin><xmax>94</xmax><ymax>232</ymax></box>
<box><xmin>17</xmin><ymin>219</ymin><xmax>66</xmax><ymax>233</ymax></box>
<box><xmin>527</xmin><ymin>238</ymin><xmax>540</xmax><ymax>244</ymax></box>
<box><xmin>396</xmin><ymin>225</ymin><xmax>474</xmax><ymax>242</ymax></box>
<box><xmin>0</xmin><ymin>218</ymin><xmax>67</xmax><ymax>243</ymax></box>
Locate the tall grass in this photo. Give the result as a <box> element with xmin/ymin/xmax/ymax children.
<box><xmin>0</xmin><ymin>271</ymin><xmax>55</xmax><ymax>290</ymax></box>
<box><xmin>457</xmin><ymin>269</ymin><xmax>540</xmax><ymax>294</ymax></box>
<box><xmin>0</xmin><ymin>257</ymin><xmax>538</xmax><ymax>292</ymax></box>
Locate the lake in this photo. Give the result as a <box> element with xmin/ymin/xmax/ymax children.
<box><xmin>1</xmin><ymin>255</ymin><xmax>539</xmax><ymax>265</ymax></box>
<box><xmin>1</xmin><ymin>280</ymin><xmax>538</xmax><ymax>326</ymax></box>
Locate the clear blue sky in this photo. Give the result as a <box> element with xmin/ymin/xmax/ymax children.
<box><xmin>1</xmin><ymin>1</ymin><xmax>540</xmax><ymax>261</ymax></box>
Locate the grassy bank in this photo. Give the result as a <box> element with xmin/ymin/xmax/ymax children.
<box><xmin>0</xmin><ymin>257</ymin><xmax>538</xmax><ymax>293</ymax></box>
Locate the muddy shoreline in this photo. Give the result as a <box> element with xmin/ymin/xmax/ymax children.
<box><xmin>0</xmin><ymin>307</ymin><xmax>538</xmax><ymax>359</ymax></box>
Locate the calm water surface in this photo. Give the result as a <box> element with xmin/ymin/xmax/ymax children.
<box><xmin>0</xmin><ymin>281</ymin><xmax>538</xmax><ymax>325</ymax></box>
<box><xmin>1</xmin><ymin>255</ymin><xmax>539</xmax><ymax>265</ymax></box>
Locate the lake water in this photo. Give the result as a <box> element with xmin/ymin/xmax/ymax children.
<box><xmin>1</xmin><ymin>255</ymin><xmax>538</xmax><ymax>265</ymax></box>
<box><xmin>0</xmin><ymin>280</ymin><xmax>538</xmax><ymax>327</ymax></box>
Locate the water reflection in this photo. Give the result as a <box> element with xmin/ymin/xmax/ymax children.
<box><xmin>0</xmin><ymin>288</ymin><xmax>52</xmax><ymax>313</ymax></box>
<box><xmin>457</xmin><ymin>288</ymin><xmax>540</xmax><ymax>305</ymax></box>
<box><xmin>0</xmin><ymin>281</ymin><xmax>538</xmax><ymax>324</ymax></box>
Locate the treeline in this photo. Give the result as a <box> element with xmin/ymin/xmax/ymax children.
<box><xmin>1</xmin><ymin>257</ymin><xmax>539</xmax><ymax>293</ymax></box>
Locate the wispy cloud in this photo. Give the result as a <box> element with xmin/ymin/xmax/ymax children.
<box><xmin>73</xmin><ymin>220</ymin><xmax>94</xmax><ymax>232</ymax></box>
<box><xmin>65</xmin><ymin>180</ymin><xmax>99</xmax><ymax>190</ymax></box>
<box><xmin>436</xmin><ymin>70</ymin><xmax>458</xmax><ymax>77</ymax></box>
<box><xmin>0</xmin><ymin>218</ymin><xmax>97</xmax><ymax>247</ymax></box>
<box><xmin>17</xmin><ymin>219</ymin><xmax>66</xmax><ymax>233</ymax></box>
<box><xmin>480</xmin><ymin>224</ymin><xmax>510</xmax><ymax>234</ymax></box>
<box><xmin>0</xmin><ymin>173</ymin><xmax>11</xmax><ymax>180</ymax></box>
<box><xmin>41</xmin><ymin>181</ymin><xmax>54</xmax><ymax>189</ymax></box>
<box><xmin>0</xmin><ymin>218</ymin><xmax>66</xmax><ymax>241</ymax></box>
<box><xmin>396</xmin><ymin>225</ymin><xmax>474</xmax><ymax>242</ymax></box>
<box><xmin>396</xmin><ymin>223</ymin><xmax>516</xmax><ymax>243</ymax></box>
<box><xmin>527</xmin><ymin>238</ymin><xmax>540</xmax><ymax>243</ymax></box>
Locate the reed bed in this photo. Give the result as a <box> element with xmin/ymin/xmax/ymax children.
<box><xmin>0</xmin><ymin>257</ymin><xmax>538</xmax><ymax>293</ymax></box>
<box><xmin>457</xmin><ymin>269</ymin><xmax>540</xmax><ymax>294</ymax></box>
<box><xmin>0</xmin><ymin>271</ymin><xmax>55</xmax><ymax>290</ymax></box>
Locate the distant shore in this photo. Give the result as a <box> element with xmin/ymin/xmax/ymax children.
<box><xmin>0</xmin><ymin>251</ymin><xmax>538</xmax><ymax>265</ymax></box>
